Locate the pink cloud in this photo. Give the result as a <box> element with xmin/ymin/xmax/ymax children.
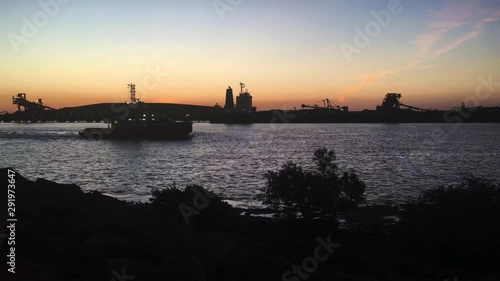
<box><xmin>342</xmin><ymin>71</ymin><xmax>398</xmax><ymax>94</ymax></box>
<box><xmin>410</xmin><ymin>1</ymin><xmax>500</xmax><ymax>69</ymax></box>
<box><xmin>431</xmin><ymin>30</ymin><xmax>480</xmax><ymax>59</ymax></box>
<box><xmin>415</xmin><ymin>64</ymin><xmax>440</xmax><ymax>69</ymax></box>
<box><xmin>413</xmin><ymin>20</ymin><xmax>465</xmax><ymax>56</ymax></box>
<box><xmin>412</xmin><ymin>1</ymin><xmax>479</xmax><ymax>56</ymax></box>
<box><xmin>413</xmin><ymin>33</ymin><xmax>443</xmax><ymax>56</ymax></box>
<box><xmin>362</xmin><ymin>73</ymin><xmax>386</xmax><ymax>84</ymax></box>
<box><xmin>343</xmin><ymin>3</ymin><xmax>500</xmax><ymax>95</ymax></box>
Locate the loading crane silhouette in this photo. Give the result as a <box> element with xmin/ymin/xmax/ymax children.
<box><xmin>376</xmin><ymin>93</ymin><xmax>431</xmax><ymax>112</ymax></box>
<box><xmin>12</xmin><ymin>93</ymin><xmax>56</xmax><ymax>112</ymax></box>
<box><xmin>301</xmin><ymin>98</ymin><xmax>348</xmax><ymax>112</ymax></box>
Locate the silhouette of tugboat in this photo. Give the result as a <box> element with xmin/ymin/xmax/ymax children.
<box><xmin>79</xmin><ymin>84</ymin><xmax>192</xmax><ymax>140</ymax></box>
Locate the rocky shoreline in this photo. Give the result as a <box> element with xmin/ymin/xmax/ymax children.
<box><xmin>1</xmin><ymin>168</ymin><xmax>498</xmax><ymax>281</ymax></box>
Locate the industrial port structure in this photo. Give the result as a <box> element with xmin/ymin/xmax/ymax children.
<box><xmin>1</xmin><ymin>85</ymin><xmax>500</xmax><ymax>123</ymax></box>
<box><xmin>223</xmin><ymin>82</ymin><xmax>256</xmax><ymax>113</ymax></box>
<box><xmin>12</xmin><ymin>93</ymin><xmax>56</xmax><ymax>112</ymax></box>
<box><xmin>302</xmin><ymin>99</ymin><xmax>348</xmax><ymax>112</ymax></box>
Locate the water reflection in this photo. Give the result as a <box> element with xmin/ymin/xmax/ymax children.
<box><xmin>1</xmin><ymin>122</ymin><xmax>499</xmax><ymax>208</ymax></box>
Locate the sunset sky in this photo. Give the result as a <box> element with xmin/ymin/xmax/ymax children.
<box><xmin>1</xmin><ymin>0</ymin><xmax>499</xmax><ymax>112</ymax></box>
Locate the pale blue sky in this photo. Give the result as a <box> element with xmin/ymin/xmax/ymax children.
<box><xmin>1</xmin><ymin>0</ymin><xmax>499</xmax><ymax>111</ymax></box>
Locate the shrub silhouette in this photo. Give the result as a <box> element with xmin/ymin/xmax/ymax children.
<box><xmin>150</xmin><ymin>184</ymin><xmax>233</xmax><ymax>226</ymax></box>
<box><xmin>399</xmin><ymin>176</ymin><xmax>500</xmax><ymax>267</ymax></box>
<box><xmin>260</xmin><ymin>148</ymin><xmax>366</xmax><ymax>220</ymax></box>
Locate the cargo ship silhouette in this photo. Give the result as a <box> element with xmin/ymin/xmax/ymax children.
<box><xmin>78</xmin><ymin>84</ymin><xmax>193</xmax><ymax>140</ymax></box>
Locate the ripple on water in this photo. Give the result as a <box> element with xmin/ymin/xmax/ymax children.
<box><xmin>1</xmin><ymin>122</ymin><xmax>500</xmax><ymax>208</ymax></box>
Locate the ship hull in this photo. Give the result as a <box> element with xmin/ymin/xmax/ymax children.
<box><xmin>79</xmin><ymin>122</ymin><xmax>193</xmax><ymax>140</ymax></box>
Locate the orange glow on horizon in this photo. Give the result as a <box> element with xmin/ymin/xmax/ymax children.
<box><xmin>1</xmin><ymin>1</ymin><xmax>499</xmax><ymax>113</ymax></box>
<box><xmin>2</xmin><ymin>84</ymin><xmax>499</xmax><ymax>113</ymax></box>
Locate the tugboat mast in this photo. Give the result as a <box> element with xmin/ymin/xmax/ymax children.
<box><xmin>240</xmin><ymin>82</ymin><xmax>245</xmax><ymax>94</ymax></box>
<box><xmin>128</xmin><ymin>83</ymin><xmax>137</xmax><ymax>103</ymax></box>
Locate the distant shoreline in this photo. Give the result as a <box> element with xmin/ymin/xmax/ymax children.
<box><xmin>2</xmin><ymin>101</ymin><xmax>500</xmax><ymax>123</ymax></box>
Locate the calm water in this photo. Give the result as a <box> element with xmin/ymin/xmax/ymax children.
<box><xmin>1</xmin><ymin>122</ymin><xmax>499</xmax><ymax>208</ymax></box>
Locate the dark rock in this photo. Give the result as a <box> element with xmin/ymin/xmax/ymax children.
<box><xmin>157</xmin><ymin>256</ymin><xmax>206</xmax><ymax>281</ymax></box>
<box><xmin>480</xmin><ymin>273</ymin><xmax>500</xmax><ymax>281</ymax></box>
<box><xmin>41</xmin><ymin>235</ymin><xmax>80</xmax><ymax>259</ymax></box>
<box><xmin>218</xmin><ymin>249</ymin><xmax>248</xmax><ymax>272</ymax></box>
<box><xmin>11</xmin><ymin>172</ymin><xmax>84</xmax><ymax>217</ymax></box>
<box><xmin>16</xmin><ymin>259</ymin><xmax>65</xmax><ymax>281</ymax></box>
<box><xmin>269</xmin><ymin>256</ymin><xmax>293</xmax><ymax>272</ymax></box>
<box><xmin>1</xmin><ymin>167</ymin><xmax>31</xmax><ymax>187</ymax></box>
<box><xmin>35</xmin><ymin>178</ymin><xmax>83</xmax><ymax>195</ymax></box>
<box><xmin>82</xmin><ymin>233</ymin><xmax>140</xmax><ymax>260</ymax></box>
<box><xmin>216</xmin><ymin>249</ymin><xmax>280</xmax><ymax>281</ymax></box>
<box><xmin>84</xmin><ymin>233</ymin><xmax>131</xmax><ymax>245</ymax></box>
<box><xmin>79</xmin><ymin>262</ymin><xmax>111</xmax><ymax>281</ymax></box>
<box><xmin>323</xmin><ymin>272</ymin><xmax>377</xmax><ymax>281</ymax></box>
<box><xmin>106</xmin><ymin>259</ymin><xmax>157</xmax><ymax>281</ymax></box>
<box><xmin>142</xmin><ymin>236</ymin><xmax>198</xmax><ymax>261</ymax></box>
<box><xmin>3</xmin><ymin>168</ymin><xmax>497</xmax><ymax>281</ymax></box>
<box><xmin>195</xmin><ymin>232</ymin><xmax>236</xmax><ymax>275</ymax></box>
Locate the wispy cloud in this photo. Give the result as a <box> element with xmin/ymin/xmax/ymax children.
<box><xmin>342</xmin><ymin>71</ymin><xmax>398</xmax><ymax>94</ymax></box>
<box><xmin>413</xmin><ymin>21</ymin><xmax>463</xmax><ymax>56</ymax></box>
<box><xmin>342</xmin><ymin>1</ymin><xmax>500</xmax><ymax>95</ymax></box>
<box><xmin>410</xmin><ymin>0</ymin><xmax>500</xmax><ymax>68</ymax></box>
<box><xmin>413</xmin><ymin>64</ymin><xmax>439</xmax><ymax>70</ymax></box>
<box><xmin>431</xmin><ymin>30</ymin><xmax>480</xmax><ymax>59</ymax></box>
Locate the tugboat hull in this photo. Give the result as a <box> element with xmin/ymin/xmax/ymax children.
<box><xmin>79</xmin><ymin>122</ymin><xmax>193</xmax><ymax>140</ymax></box>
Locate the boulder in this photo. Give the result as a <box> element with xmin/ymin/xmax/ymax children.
<box><xmin>35</xmin><ymin>178</ymin><xmax>83</xmax><ymax>195</ymax></box>
<box><xmin>8</xmin><ymin>172</ymin><xmax>85</xmax><ymax>217</ymax></box>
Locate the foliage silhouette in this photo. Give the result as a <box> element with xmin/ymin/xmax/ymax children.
<box><xmin>259</xmin><ymin>147</ymin><xmax>366</xmax><ymax>220</ymax></box>
<box><xmin>150</xmin><ymin>184</ymin><xmax>233</xmax><ymax>227</ymax></box>
<box><xmin>399</xmin><ymin>176</ymin><xmax>500</xmax><ymax>268</ymax></box>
